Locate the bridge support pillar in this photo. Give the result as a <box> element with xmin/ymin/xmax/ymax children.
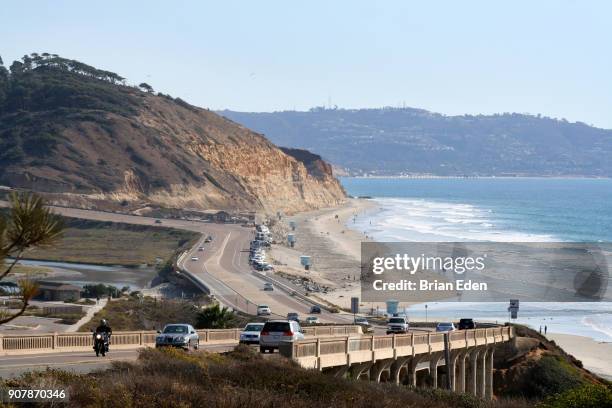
<box><xmin>349</xmin><ymin>362</ymin><xmax>373</xmax><ymax>380</ymax></box>
<box><xmin>485</xmin><ymin>348</ymin><xmax>494</xmax><ymax>400</ymax></box>
<box><xmin>370</xmin><ymin>359</ymin><xmax>393</xmax><ymax>383</ymax></box>
<box><xmin>466</xmin><ymin>347</ymin><xmax>480</xmax><ymax>395</ymax></box>
<box><xmin>476</xmin><ymin>348</ymin><xmax>488</xmax><ymax>398</ymax></box>
<box><xmin>455</xmin><ymin>350</ymin><xmax>467</xmax><ymax>393</ymax></box>
<box><xmin>449</xmin><ymin>350</ymin><xmax>465</xmax><ymax>392</ymax></box>
<box><xmin>429</xmin><ymin>352</ymin><xmax>444</xmax><ymax>389</ymax></box>
<box><xmin>390</xmin><ymin>356</ymin><xmax>411</xmax><ymax>385</ymax></box>
<box><xmin>408</xmin><ymin>355</ymin><xmax>426</xmax><ymax>387</ymax></box>
<box><xmin>325</xmin><ymin>365</ymin><xmax>350</xmax><ymax>378</ymax></box>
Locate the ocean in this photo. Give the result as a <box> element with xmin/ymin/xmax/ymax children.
<box><xmin>340</xmin><ymin>177</ymin><xmax>612</xmax><ymax>342</ymax></box>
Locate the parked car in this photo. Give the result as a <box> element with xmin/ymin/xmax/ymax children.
<box><xmin>305</xmin><ymin>316</ymin><xmax>320</xmax><ymax>324</ymax></box>
<box><xmin>198</xmin><ymin>247</ymin><xmax>204</xmax><ymax>251</ymax></box>
<box><xmin>155</xmin><ymin>324</ymin><xmax>199</xmax><ymax>350</ymax></box>
<box><xmin>309</xmin><ymin>305</ymin><xmax>322</xmax><ymax>314</ymax></box>
<box><xmin>257</xmin><ymin>305</ymin><xmax>271</xmax><ymax>316</ymax></box>
<box><xmin>387</xmin><ymin>316</ymin><xmax>409</xmax><ymax>334</ymax></box>
<box><xmin>259</xmin><ymin>320</ymin><xmax>304</xmax><ymax>352</ymax></box>
<box><xmin>154</xmin><ymin>219</ymin><xmax>162</xmax><ymax>224</ymax></box>
<box><xmin>354</xmin><ymin>317</ymin><xmax>373</xmax><ymax>333</ymax></box>
<box><xmin>263</xmin><ymin>282</ymin><xmax>274</xmax><ymax>291</ymax></box>
<box><xmin>436</xmin><ymin>322</ymin><xmax>456</xmax><ymax>332</ymax></box>
<box><xmin>255</xmin><ymin>262</ymin><xmax>274</xmax><ymax>271</ymax></box>
<box><xmin>239</xmin><ymin>322</ymin><xmax>265</xmax><ymax>345</ymax></box>
<box><xmin>191</xmin><ymin>257</ymin><xmax>199</xmax><ymax>261</ymax></box>
<box><xmin>204</xmin><ymin>236</ymin><xmax>213</xmax><ymax>243</ymax></box>
<box><xmin>458</xmin><ymin>318</ymin><xmax>476</xmax><ymax>330</ymax></box>
<box><xmin>287</xmin><ymin>312</ymin><xmax>300</xmax><ymax>322</ymax></box>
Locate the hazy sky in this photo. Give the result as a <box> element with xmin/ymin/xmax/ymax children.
<box><xmin>2</xmin><ymin>1</ymin><xmax>611</xmax><ymax>128</ymax></box>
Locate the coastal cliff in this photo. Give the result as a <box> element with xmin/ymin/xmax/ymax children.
<box><xmin>0</xmin><ymin>54</ymin><xmax>345</xmax><ymax>214</ymax></box>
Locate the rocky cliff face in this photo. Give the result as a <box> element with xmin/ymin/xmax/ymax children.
<box><xmin>0</xmin><ymin>58</ymin><xmax>345</xmax><ymax>214</ymax></box>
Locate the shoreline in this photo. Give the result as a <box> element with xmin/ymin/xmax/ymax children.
<box><xmin>343</xmin><ymin>175</ymin><xmax>612</xmax><ymax>180</ymax></box>
<box><xmin>270</xmin><ymin>197</ymin><xmax>612</xmax><ymax>379</ymax></box>
<box><xmin>269</xmin><ymin>198</ymin><xmax>376</xmax><ymax>309</ymax></box>
<box><xmin>547</xmin><ymin>333</ymin><xmax>612</xmax><ymax>380</ymax></box>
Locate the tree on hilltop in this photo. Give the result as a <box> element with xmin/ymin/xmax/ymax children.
<box><xmin>139</xmin><ymin>82</ymin><xmax>154</xmax><ymax>93</ymax></box>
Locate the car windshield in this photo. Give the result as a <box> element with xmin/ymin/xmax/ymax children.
<box><xmin>244</xmin><ymin>324</ymin><xmax>263</xmax><ymax>332</ymax></box>
<box><xmin>355</xmin><ymin>318</ymin><xmax>367</xmax><ymax>323</ymax></box>
<box><xmin>389</xmin><ymin>318</ymin><xmax>405</xmax><ymax>323</ymax></box>
<box><xmin>163</xmin><ymin>325</ymin><xmax>187</xmax><ymax>334</ymax></box>
<box><xmin>258</xmin><ymin>305</ymin><xmax>269</xmax><ymax>309</ymax></box>
<box><xmin>263</xmin><ymin>322</ymin><xmax>290</xmax><ymax>332</ymax></box>
<box><xmin>438</xmin><ymin>323</ymin><xmax>452</xmax><ymax>327</ymax></box>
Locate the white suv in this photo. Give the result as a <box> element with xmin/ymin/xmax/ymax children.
<box><xmin>259</xmin><ymin>320</ymin><xmax>304</xmax><ymax>353</ymax></box>
<box><xmin>257</xmin><ymin>305</ymin><xmax>271</xmax><ymax>316</ymax></box>
<box><xmin>387</xmin><ymin>316</ymin><xmax>409</xmax><ymax>334</ymax></box>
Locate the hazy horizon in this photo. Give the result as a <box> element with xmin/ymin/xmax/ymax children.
<box><xmin>2</xmin><ymin>0</ymin><xmax>611</xmax><ymax>128</ymax></box>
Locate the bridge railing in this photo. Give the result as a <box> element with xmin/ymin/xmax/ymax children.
<box><xmin>282</xmin><ymin>326</ymin><xmax>514</xmax><ymax>364</ymax></box>
<box><xmin>0</xmin><ymin>324</ymin><xmax>361</xmax><ymax>356</ymax></box>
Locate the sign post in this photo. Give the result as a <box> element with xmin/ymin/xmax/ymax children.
<box><xmin>508</xmin><ymin>299</ymin><xmax>519</xmax><ymax>320</ymax></box>
<box><xmin>351</xmin><ymin>297</ymin><xmax>359</xmax><ymax>322</ymax></box>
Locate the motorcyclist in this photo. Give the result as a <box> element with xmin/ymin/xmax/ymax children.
<box><xmin>95</xmin><ymin>319</ymin><xmax>112</xmax><ymax>351</ymax></box>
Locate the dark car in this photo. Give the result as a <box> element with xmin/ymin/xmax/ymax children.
<box><xmin>309</xmin><ymin>305</ymin><xmax>321</xmax><ymax>314</ymax></box>
<box><xmin>458</xmin><ymin>318</ymin><xmax>476</xmax><ymax>330</ymax></box>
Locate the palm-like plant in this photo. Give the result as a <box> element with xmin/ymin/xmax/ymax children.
<box><xmin>196</xmin><ymin>303</ymin><xmax>237</xmax><ymax>329</ymax></box>
<box><xmin>0</xmin><ymin>192</ymin><xmax>63</xmax><ymax>325</ymax></box>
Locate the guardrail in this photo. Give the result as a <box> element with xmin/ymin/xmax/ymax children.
<box><xmin>0</xmin><ymin>325</ymin><xmax>362</xmax><ymax>356</ymax></box>
<box><xmin>280</xmin><ymin>326</ymin><xmax>514</xmax><ymax>369</ymax></box>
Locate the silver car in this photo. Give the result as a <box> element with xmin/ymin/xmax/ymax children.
<box><xmin>259</xmin><ymin>320</ymin><xmax>304</xmax><ymax>353</ymax></box>
<box><xmin>156</xmin><ymin>324</ymin><xmax>199</xmax><ymax>350</ymax></box>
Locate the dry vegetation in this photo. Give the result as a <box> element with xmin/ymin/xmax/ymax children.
<box><xmin>2</xmin><ymin>346</ymin><xmax>531</xmax><ymax>408</ymax></box>
<box><xmin>24</xmin><ymin>217</ymin><xmax>198</xmax><ymax>266</ymax></box>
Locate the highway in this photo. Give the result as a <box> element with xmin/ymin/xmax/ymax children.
<box><xmin>0</xmin><ymin>205</ymin><xmax>354</xmax><ymax>377</ymax></box>
<box><xmin>28</xmin><ymin>205</ymin><xmax>352</xmax><ymax>323</ymax></box>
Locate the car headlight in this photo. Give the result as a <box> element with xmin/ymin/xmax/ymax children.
<box><xmin>178</xmin><ymin>336</ymin><xmax>186</xmax><ymax>342</ymax></box>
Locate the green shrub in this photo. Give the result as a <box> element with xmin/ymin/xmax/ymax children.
<box><xmin>537</xmin><ymin>383</ymin><xmax>612</xmax><ymax>408</ymax></box>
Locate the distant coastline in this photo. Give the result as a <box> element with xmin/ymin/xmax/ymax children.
<box><xmin>343</xmin><ymin>175</ymin><xmax>612</xmax><ymax>180</ymax></box>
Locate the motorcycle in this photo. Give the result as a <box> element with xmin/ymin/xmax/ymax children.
<box><xmin>92</xmin><ymin>331</ymin><xmax>110</xmax><ymax>357</ymax></box>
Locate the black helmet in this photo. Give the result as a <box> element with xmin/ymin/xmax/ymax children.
<box><xmin>101</xmin><ymin>319</ymin><xmax>108</xmax><ymax>326</ymax></box>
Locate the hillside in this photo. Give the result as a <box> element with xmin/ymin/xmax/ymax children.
<box><xmin>0</xmin><ymin>54</ymin><xmax>345</xmax><ymax>214</ymax></box>
<box><xmin>219</xmin><ymin>108</ymin><xmax>612</xmax><ymax>177</ymax></box>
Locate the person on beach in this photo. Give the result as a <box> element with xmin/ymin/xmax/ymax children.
<box><xmin>544</xmin><ymin>325</ymin><xmax>547</xmax><ymax>335</ymax></box>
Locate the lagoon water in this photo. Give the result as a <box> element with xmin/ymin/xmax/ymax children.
<box><xmin>341</xmin><ymin>177</ymin><xmax>612</xmax><ymax>341</ymax></box>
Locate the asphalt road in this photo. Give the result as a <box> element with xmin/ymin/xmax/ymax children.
<box><xmin>0</xmin><ymin>343</ymin><xmax>237</xmax><ymax>378</ymax></box>
<box><xmin>40</xmin><ymin>205</ymin><xmax>352</xmax><ymax>323</ymax></box>
<box><xmin>0</xmin><ymin>205</ymin><xmax>353</xmax><ymax>374</ymax></box>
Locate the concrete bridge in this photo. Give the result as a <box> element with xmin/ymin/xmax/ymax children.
<box><xmin>280</xmin><ymin>326</ymin><xmax>514</xmax><ymax>400</ymax></box>
<box><xmin>0</xmin><ymin>325</ymin><xmax>361</xmax><ymax>356</ymax></box>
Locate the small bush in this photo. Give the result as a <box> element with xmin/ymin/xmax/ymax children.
<box><xmin>537</xmin><ymin>383</ymin><xmax>612</xmax><ymax>408</ymax></box>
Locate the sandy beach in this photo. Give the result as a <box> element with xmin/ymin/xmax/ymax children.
<box><xmin>269</xmin><ymin>198</ymin><xmax>377</xmax><ymax>309</ymax></box>
<box><xmin>547</xmin><ymin>333</ymin><xmax>612</xmax><ymax>380</ymax></box>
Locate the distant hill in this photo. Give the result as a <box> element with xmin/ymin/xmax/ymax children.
<box><xmin>219</xmin><ymin>107</ymin><xmax>612</xmax><ymax>177</ymax></box>
<box><xmin>0</xmin><ymin>54</ymin><xmax>345</xmax><ymax>213</ymax></box>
